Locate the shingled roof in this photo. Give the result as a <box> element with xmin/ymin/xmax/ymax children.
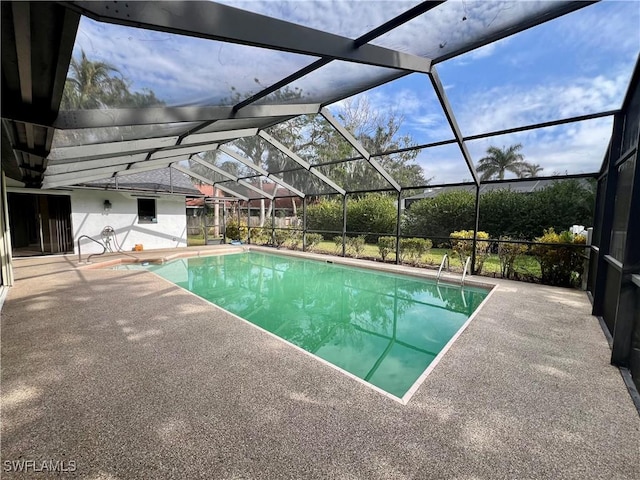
<box><xmin>81</xmin><ymin>168</ymin><xmax>201</xmax><ymax>196</ymax></box>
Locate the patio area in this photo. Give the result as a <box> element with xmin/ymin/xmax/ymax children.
<box><xmin>1</xmin><ymin>248</ymin><xmax>638</xmax><ymax>479</ymax></box>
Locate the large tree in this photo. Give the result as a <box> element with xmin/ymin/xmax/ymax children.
<box><xmin>192</xmin><ymin>85</ymin><xmax>429</xmax><ymax>225</ymax></box>
<box><xmin>328</xmin><ymin>97</ymin><xmax>427</xmax><ymax>191</ymax></box>
<box><xmin>476</xmin><ymin>144</ymin><xmax>528</xmax><ymax>181</ymax></box>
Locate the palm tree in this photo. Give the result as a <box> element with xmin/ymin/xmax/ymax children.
<box><xmin>476</xmin><ymin>144</ymin><xmax>526</xmax><ymax>181</ymax></box>
<box><xmin>521</xmin><ymin>163</ymin><xmax>544</xmax><ymax>178</ymax></box>
<box><xmin>62</xmin><ymin>50</ymin><xmax>122</xmax><ymax>109</ymax></box>
<box><xmin>61</xmin><ymin>50</ymin><xmax>162</xmax><ymax>109</ymax></box>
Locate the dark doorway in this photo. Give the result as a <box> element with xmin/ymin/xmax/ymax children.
<box><xmin>8</xmin><ymin>193</ymin><xmax>73</xmax><ymax>256</ymax></box>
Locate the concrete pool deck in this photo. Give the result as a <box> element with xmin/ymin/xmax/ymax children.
<box><xmin>1</xmin><ymin>247</ymin><xmax>639</xmax><ymax>479</ymax></box>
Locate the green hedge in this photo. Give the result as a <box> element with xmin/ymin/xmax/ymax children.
<box><xmin>305</xmin><ymin>180</ymin><xmax>594</xmax><ymax>260</ymax></box>
<box><xmin>403</xmin><ymin>190</ymin><xmax>474</xmax><ymax>240</ymax></box>
<box><xmin>404</xmin><ymin>179</ymin><xmax>594</xmax><ymax>240</ymax></box>
<box><xmin>307</xmin><ymin>194</ymin><xmax>396</xmax><ymax>242</ymax></box>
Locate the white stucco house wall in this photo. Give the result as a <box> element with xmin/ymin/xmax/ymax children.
<box><xmin>6</xmin><ymin>168</ymin><xmax>202</xmax><ymax>256</ymax></box>
<box><xmin>72</xmin><ymin>190</ymin><xmax>189</xmax><ymax>254</ymax></box>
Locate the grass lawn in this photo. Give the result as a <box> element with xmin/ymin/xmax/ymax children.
<box><xmin>188</xmin><ymin>234</ymin><xmax>224</xmax><ymax>247</ymax></box>
<box><xmin>187</xmin><ymin>235</ymin><xmax>205</xmax><ymax>246</ymax></box>
<box><xmin>311</xmin><ymin>241</ymin><xmax>542</xmax><ymax>279</ymax></box>
<box><xmin>203</xmin><ymin>237</ymin><xmax>543</xmax><ymax>281</ymax></box>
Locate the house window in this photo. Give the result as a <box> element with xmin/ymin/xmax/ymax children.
<box><xmin>137</xmin><ymin>198</ymin><xmax>157</xmax><ymax>224</ymax></box>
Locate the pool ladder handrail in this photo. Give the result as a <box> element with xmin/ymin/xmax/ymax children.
<box><xmin>461</xmin><ymin>256</ymin><xmax>472</xmax><ymax>285</ymax></box>
<box><xmin>77</xmin><ymin>235</ymin><xmax>106</xmax><ymax>264</ymax></box>
<box><xmin>436</xmin><ymin>254</ymin><xmax>450</xmax><ymax>283</ymax></box>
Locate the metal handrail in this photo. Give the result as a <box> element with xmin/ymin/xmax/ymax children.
<box><xmin>461</xmin><ymin>256</ymin><xmax>471</xmax><ymax>285</ymax></box>
<box><xmin>436</xmin><ymin>254</ymin><xmax>449</xmax><ymax>283</ymax></box>
<box><xmin>78</xmin><ymin>235</ymin><xmax>106</xmax><ymax>264</ymax></box>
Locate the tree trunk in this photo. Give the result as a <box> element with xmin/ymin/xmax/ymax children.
<box><xmin>266</xmin><ymin>184</ymin><xmax>280</xmax><ymax>223</ymax></box>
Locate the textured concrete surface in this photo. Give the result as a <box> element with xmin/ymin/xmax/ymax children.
<box><xmin>1</xmin><ymin>248</ymin><xmax>639</xmax><ymax>479</ymax></box>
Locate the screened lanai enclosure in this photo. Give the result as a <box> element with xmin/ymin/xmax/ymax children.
<box><xmin>1</xmin><ymin>2</ymin><xmax>639</xmax><ymax>389</ymax></box>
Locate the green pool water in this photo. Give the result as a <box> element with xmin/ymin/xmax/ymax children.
<box><xmin>143</xmin><ymin>252</ymin><xmax>489</xmax><ymax>398</ymax></box>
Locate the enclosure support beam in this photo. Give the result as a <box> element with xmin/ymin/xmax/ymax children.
<box><xmin>222</xmin><ymin>205</ymin><xmax>227</xmax><ymax>244</ymax></box>
<box><xmin>592</xmin><ymin>114</ymin><xmax>624</xmax><ymax>317</ymax></box>
<box><xmin>342</xmin><ymin>194</ymin><xmax>348</xmax><ymax>258</ymax></box>
<box><xmin>247</xmin><ymin>205</ymin><xmax>252</xmax><ymax>244</ymax></box>
<box><xmin>234</xmin><ymin>1</ymin><xmax>443</xmax><ymax>112</ymax></box>
<box><xmin>190</xmin><ymin>156</ymin><xmax>240</xmax><ymax>182</ymax></box>
<box><xmin>272</xmin><ymin>200</ymin><xmax>276</xmax><ymax>246</ymax></box>
<box><xmin>41</xmin><ymin>162</ymin><xmax>176</xmax><ymax>189</ymax></box>
<box><xmin>302</xmin><ymin>197</ymin><xmax>307</xmax><ymax>252</ymax></box>
<box><xmin>429</xmin><ymin>67</ymin><xmax>479</xmax><ymax>186</ymax></box>
<box><xmin>189</xmin><ymin>157</ymin><xmax>274</xmax><ymax>200</ymax></box>
<box><xmin>320</xmin><ymin>107</ymin><xmax>401</xmax><ymax>192</ymax></box>
<box><xmin>70</xmin><ymin>1</ymin><xmax>432</xmax><ymax>73</ymax></box>
<box><xmin>258</xmin><ymin>130</ymin><xmax>346</xmax><ymax>195</ymax></box>
<box><xmin>610</xmin><ymin>130</ymin><xmax>640</xmax><ymax>367</ymax></box>
<box><xmin>218</xmin><ymin>145</ymin><xmax>305</xmax><ymax>198</ymax></box>
<box><xmin>471</xmin><ymin>184</ymin><xmax>481</xmax><ymax>275</ymax></box>
<box><xmin>171</xmin><ymin>165</ymin><xmax>249</xmax><ymax>201</ymax></box>
<box><xmin>53</xmin><ymin>104</ymin><xmax>322</xmax><ymax>129</ymax></box>
<box><xmin>49</xmin><ymin>136</ymin><xmax>181</xmax><ymax>162</ymax></box>
<box><xmin>46</xmin><ymin>153</ymin><xmax>187</xmax><ymax>176</ymax></box>
<box><xmin>395</xmin><ymin>191</ymin><xmax>402</xmax><ymax>265</ymax></box>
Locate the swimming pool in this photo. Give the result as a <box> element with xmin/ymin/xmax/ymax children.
<box><xmin>139</xmin><ymin>251</ymin><xmax>490</xmax><ymax>400</ymax></box>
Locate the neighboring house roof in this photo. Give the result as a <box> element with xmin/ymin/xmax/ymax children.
<box><xmin>404</xmin><ymin>178</ymin><xmax>590</xmax><ymax>205</ymax></box>
<box><xmin>81</xmin><ymin>168</ymin><xmax>201</xmax><ymax>196</ymax></box>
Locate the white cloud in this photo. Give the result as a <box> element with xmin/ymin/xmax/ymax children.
<box><xmin>557</xmin><ymin>0</ymin><xmax>640</xmax><ymax>56</ymax></box>
<box><xmin>408</xmin><ymin>115</ymin><xmax>613</xmax><ymax>185</ymax></box>
<box><xmin>452</xmin><ymin>36</ymin><xmax>511</xmax><ymax>66</ymax></box>
<box><xmin>453</xmin><ymin>69</ymin><xmax>631</xmax><ymax>137</ymax></box>
<box><xmin>466</xmin><ymin>117</ymin><xmax>613</xmax><ymax>177</ymax></box>
<box><xmin>413</xmin><ymin>143</ymin><xmax>471</xmax><ymax>185</ymax></box>
<box><xmin>74</xmin><ymin>17</ymin><xmax>318</xmax><ymax>106</ymax></box>
<box><xmin>217</xmin><ymin>0</ymin><xmax>419</xmax><ymax>38</ymax></box>
<box><xmin>371</xmin><ymin>1</ymin><xmax>575</xmax><ymax>59</ymax></box>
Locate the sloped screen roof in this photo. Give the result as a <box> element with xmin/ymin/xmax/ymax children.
<box><xmin>1</xmin><ymin>1</ymin><xmax>638</xmax><ymax>197</ymax></box>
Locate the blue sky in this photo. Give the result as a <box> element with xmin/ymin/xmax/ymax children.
<box><xmin>68</xmin><ymin>1</ymin><xmax>639</xmax><ymax>184</ymax></box>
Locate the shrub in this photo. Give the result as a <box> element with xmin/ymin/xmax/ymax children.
<box><xmin>286</xmin><ymin>231</ymin><xmax>301</xmax><ymax>250</ymax></box>
<box><xmin>526</xmin><ymin>180</ymin><xmax>595</xmax><ymax>239</ymax></box>
<box><xmin>226</xmin><ymin>220</ymin><xmax>247</xmax><ymax>242</ymax></box>
<box><xmin>249</xmin><ymin>227</ymin><xmax>270</xmax><ymax>245</ymax></box>
<box><xmin>404</xmin><ymin>190</ymin><xmax>475</xmax><ymax>239</ymax></box>
<box><xmin>531</xmin><ymin>228</ymin><xmax>586</xmax><ymax>287</ymax></box>
<box><xmin>398</xmin><ymin>238</ymin><xmax>411</xmax><ymax>263</ymax></box>
<box><xmin>305</xmin><ymin>233</ymin><xmax>323</xmax><ymax>252</ymax></box>
<box><xmin>450</xmin><ymin>230</ymin><xmax>490</xmax><ymax>274</ymax></box>
<box><xmin>273</xmin><ymin>229</ymin><xmax>289</xmax><ymax>249</ymax></box>
<box><xmin>333</xmin><ymin>236</ymin><xmax>343</xmax><ymax>253</ymax></box>
<box><xmin>346</xmin><ymin>235</ymin><xmax>366</xmax><ymax>258</ymax></box>
<box><xmin>307</xmin><ymin>200</ymin><xmax>342</xmax><ymax>239</ymax></box>
<box><xmin>497</xmin><ymin>236</ymin><xmax>528</xmax><ymax>279</ymax></box>
<box><xmin>399</xmin><ymin>237</ymin><xmax>432</xmax><ymax>265</ymax></box>
<box><xmin>307</xmin><ymin>194</ymin><xmax>397</xmax><ymax>243</ymax></box>
<box><xmin>346</xmin><ymin>194</ymin><xmax>396</xmax><ymax>243</ymax></box>
<box><xmin>377</xmin><ymin>236</ymin><xmax>396</xmax><ymax>262</ymax></box>
<box><xmin>479</xmin><ymin>189</ymin><xmax>529</xmax><ymax>238</ymax></box>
